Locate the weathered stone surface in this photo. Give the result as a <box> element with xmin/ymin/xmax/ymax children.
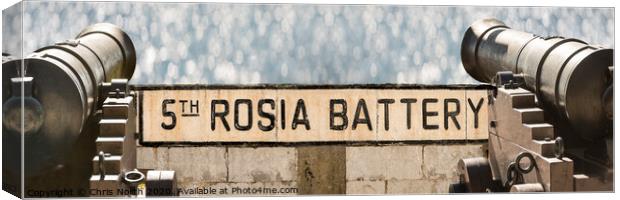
<box><xmin>228</xmin><ymin>147</ymin><xmax>297</xmax><ymax>182</ymax></box>
<box><xmin>386</xmin><ymin>179</ymin><xmax>432</xmax><ymax>194</ymax></box>
<box><xmin>177</xmin><ymin>182</ymin><xmax>298</xmax><ymax>197</ymax></box>
<box><xmin>422</xmin><ymin>144</ymin><xmax>484</xmax><ymax>179</ymax></box>
<box><xmin>430</xmin><ymin>178</ymin><xmax>452</xmax><ymax>193</ymax></box>
<box><xmin>385</xmin><ymin>179</ymin><xmax>453</xmax><ymax>194</ymax></box>
<box><xmin>136</xmin><ymin>146</ymin><xmax>169</xmax><ymax>170</ymax></box>
<box><xmin>346</xmin><ymin>146</ymin><xmax>423</xmax><ymax>181</ymax></box>
<box><xmin>346</xmin><ymin>180</ymin><xmax>385</xmax><ymax>194</ymax></box>
<box><xmin>141</xmin><ymin>89</ymin><xmax>488</xmax><ymax>142</ymax></box>
<box><xmin>137</xmin><ymin>143</ymin><xmax>485</xmax><ymax>195</ymax></box>
<box><xmin>168</xmin><ymin>147</ymin><xmax>227</xmax><ymax>187</ymax></box>
<box><xmin>297</xmin><ymin>145</ymin><xmax>346</xmax><ymax>194</ymax></box>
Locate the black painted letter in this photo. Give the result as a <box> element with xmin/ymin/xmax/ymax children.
<box><xmin>234</xmin><ymin>99</ymin><xmax>253</xmax><ymax>131</ymax></box>
<box><xmin>468</xmin><ymin>98</ymin><xmax>484</xmax><ymax>128</ymax></box>
<box><xmin>352</xmin><ymin>99</ymin><xmax>372</xmax><ymax>131</ymax></box>
<box><xmin>378</xmin><ymin>99</ymin><xmax>395</xmax><ymax>130</ymax></box>
<box><xmin>280</xmin><ymin>99</ymin><xmax>286</xmax><ymax>130</ymax></box>
<box><xmin>400</xmin><ymin>98</ymin><xmax>417</xmax><ymax>130</ymax></box>
<box><xmin>444</xmin><ymin>98</ymin><xmax>461</xmax><ymax>130</ymax></box>
<box><xmin>161</xmin><ymin>99</ymin><xmax>176</xmax><ymax>130</ymax></box>
<box><xmin>258</xmin><ymin>99</ymin><xmax>275</xmax><ymax>131</ymax></box>
<box><xmin>422</xmin><ymin>99</ymin><xmax>439</xmax><ymax>130</ymax></box>
<box><xmin>330</xmin><ymin>99</ymin><xmax>348</xmax><ymax>130</ymax></box>
<box><xmin>211</xmin><ymin>100</ymin><xmax>230</xmax><ymax>131</ymax></box>
<box><xmin>292</xmin><ymin>99</ymin><xmax>311</xmax><ymax>130</ymax></box>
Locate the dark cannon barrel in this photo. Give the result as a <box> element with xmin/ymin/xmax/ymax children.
<box><xmin>2</xmin><ymin>23</ymin><xmax>136</xmax><ymax>176</ymax></box>
<box><xmin>461</xmin><ymin>18</ymin><xmax>613</xmax><ymax>140</ymax></box>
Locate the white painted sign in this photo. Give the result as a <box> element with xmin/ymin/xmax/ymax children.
<box><xmin>137</xmin><ymin>86</ymin><xmax>490</xmax><ymax>143</ymax></box>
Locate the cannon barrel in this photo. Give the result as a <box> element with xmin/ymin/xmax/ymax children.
<box><xmin>2</xmin><ymin>23</ymin><xmax>136</xmax><ymax>176</ymax></box>
<box><xmin>461</xmin><ymin>18</ymin><xmax>613</xmax><ymax>140</ymax></box>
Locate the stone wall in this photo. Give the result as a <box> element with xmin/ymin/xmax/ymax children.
<box><xmin>137</xmin><ymin>142</ymin><xmax>485</xmax><ymax>196</ymax></box>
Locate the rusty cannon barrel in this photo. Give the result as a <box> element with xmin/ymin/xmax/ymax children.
<box><xmin>461</xmin><ymin>18</ymin><xmax>613</xmax><ymax>141</ymax></box>
<box><xmin>2</xmin><ymin>23</ymin><xmax>136</xmax><ymax>177</ymax></box>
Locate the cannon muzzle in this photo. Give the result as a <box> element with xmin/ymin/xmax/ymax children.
<box><xmin>461</xmin><ymin>18</ymin><xmax>613</xmax><ymax>140</ymax></box>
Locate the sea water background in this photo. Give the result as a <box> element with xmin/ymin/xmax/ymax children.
<box><xmin>2</xmin><ymin>2</ymin><xmax>614</xmax><ymax>85</ymax></box>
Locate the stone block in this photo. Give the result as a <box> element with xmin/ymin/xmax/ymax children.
<box><xmin>228</xmin><ymin>147</ymin><xmax>297</xmax><ymax>182</ymax></box>
<box><xmin>386</xmin><ymin>179</ymin><xmax>452</xmax><ymax>194</ymax></box>
<box><xmin>136</xmin><ymin>146</ymin><xmax>169</xmax><ymax>170</ymax></box>
<box><xmin>345</xmin><ymin>180</ymin><xmax>385</xmax><ymax>194</ymax></box>
<box><xmin>422</xmin><ymin>144</ymin><xmax>484</xmax><ymax>179</ymax></box>
<box><xmin>346</xmin><ymin>146</ymin><xmax>423</xmax><ymax>181</ymax></box>
<box><xmin>297</xmin><ymin>145</ymin><xmax>346</xmax><ymax>194</ymax></box>
<box><xmin>168</xmin><ymin>147</ymin><xmax>228</xmax><ymax>186</ymax></box>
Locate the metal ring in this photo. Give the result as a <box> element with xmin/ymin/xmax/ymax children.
<box><xmin>554</xmin><ymin>137</ymin><xmax>564</xmax><ymax>159</ymax></box>
<box><xmin>505</xmin><ymin>162</ymin><xmax>518</xmax><ymax>188</ymax></box>
<box><xmin>515</xmin><ymin>151</ymin><xmax>535</xmax><ymax>174</ymax></box>
<box><xmin>124</xmin><ymin>169</ymin><xmax>145</xmax><ymax>184</ymax></box>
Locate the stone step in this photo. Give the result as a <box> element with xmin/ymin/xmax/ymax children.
<box><xmin>102</xmin><ymin>104</ymin><xmax>129</xmax><ymax>119</ymax></box>
<box><xmin>523</xmin><ymin>123</ymin><xmax>554</xmax><ymax>140</ymax></box>
<box><xmin>96</xmin><ymin>137</ymin><xmax>125</xmax><ymax>155</ymax></box>
<box><xmin>514</xmin><ymin>108</ymin><xmax>544</xmax><ymax>124</ymax></box>
<box><xmin>510</xmin><ymin>93</ymin><xmax>536</xmax><ymax>109</ymax></box>
<box><xmin>99</xmin><ymin>119</ymin><xmax>128</xmax><ymax>137</ymax></box>
<box><xmin>532</xmin><ymin>139</ymin><xmax>556</xmax><ymax>158</ymax></box>
<box><xmin>92</xmin><ymin>155</ymin><xmax>122</xmax><ymax>175</ymax></box>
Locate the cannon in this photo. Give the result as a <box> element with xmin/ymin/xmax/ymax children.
<box><xmin>461</xmin><ymin>18</ymin><xmax>613</xmax><ymax>140</ymax></box>
<box><xmin>452</xmin><ymin>18</ymin><xmax>613</xmax><ymax>192</ymax></box>
<box><xmin>2</xmin><ymin>23</ymin><xmax>137</xmax><ymax>197</ymax></box>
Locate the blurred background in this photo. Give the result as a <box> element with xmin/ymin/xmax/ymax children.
<box><xmin>2</xmin><ymin>2</ymin><xmax>614</xmax><ymax>85</ymax></box>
